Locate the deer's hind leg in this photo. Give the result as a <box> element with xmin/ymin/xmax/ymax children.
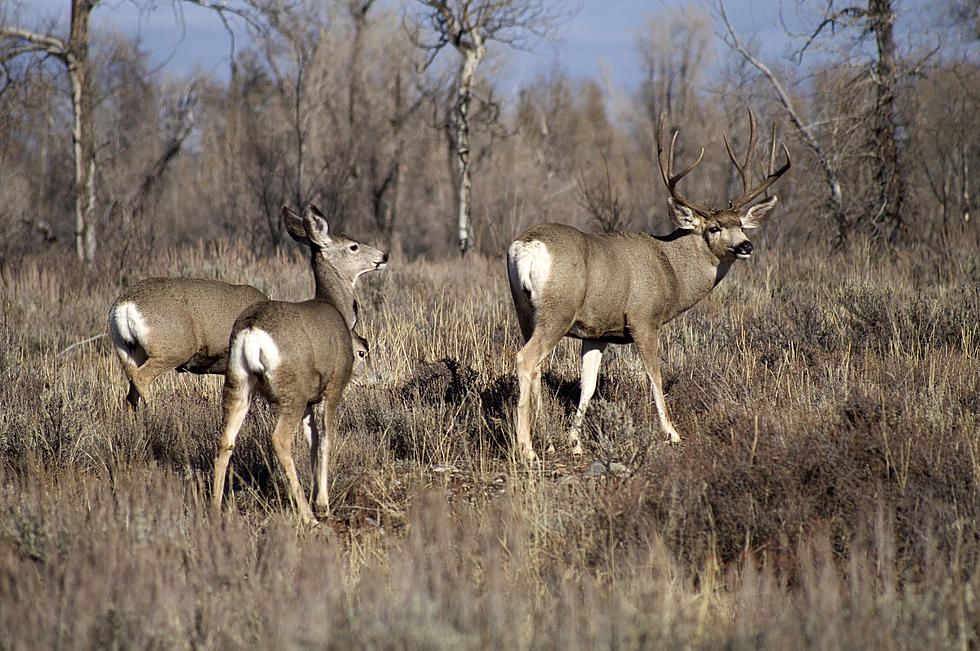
<box><xmin>514</xmin><ymin>320</ymin><xmax>573</xmax><ymax>461</ymax></box>
<box><xmin>212</xmin><ymin>375</ymin><xmax>255</xmax><ymax>517</ymax></box>
<box><xmin>271</xmin><ymin>401</ymin><xmax>315</xmax><ymax>524</ymax></box>
<box><xmin>125</xmin><ymin>356</ymin><xmax>183</xmax><ymax>411</ymax></box>
<box><xmin>305</xmin><ymin>401</ymin><xmax>330</xmax><ymax>520</ymax></box>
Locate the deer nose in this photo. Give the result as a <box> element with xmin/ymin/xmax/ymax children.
<box><xmin>734</xmin><ymin>241</ymin><xmax>753</xmax><ymax>258</ymax></box>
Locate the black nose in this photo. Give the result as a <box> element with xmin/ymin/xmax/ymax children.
<box><xmin>735</xmin><ymin>241</ymin><xmax>754</xmax><ymax>256</ymax></box>
<box><xmin>381</xmin><ymin>252</ymin><xmax>389</xmax><ymax>264</ymax></box>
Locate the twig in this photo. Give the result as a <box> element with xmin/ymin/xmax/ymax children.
<box><xmin>57</xmin><ymin>333</ymin><xmax>108</xmax><ymax>358</ymax></box>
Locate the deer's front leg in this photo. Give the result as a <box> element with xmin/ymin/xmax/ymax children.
<box><xmin>567</xmin><ymin>339</ymin><xmax>607</xmax><ymax>454</ymax></box>
<box><xmin>633</xmin><ymin>330</ymin><xmax>681</xmax><ymax>443</ymax></box>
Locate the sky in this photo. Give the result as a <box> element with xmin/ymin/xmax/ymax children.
<box><xmin>20</xmin><ymin>0</ymin><xmax>787</xmax><ymax>90</ymax></box>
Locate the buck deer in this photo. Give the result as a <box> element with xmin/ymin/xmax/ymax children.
<box><xmin>109</xmin><ymin>282</ymin><xmax>372</xmax><ymax>411</ymax></box>
<box><xmin>507</xmin><ymin>108</ymin><xmax>790</xmax><ymax>460</ymax></box>
<box><xmin>212</xmin><ymin>205</ymin><xmax>388</xmax><ymax>523</ymax></box>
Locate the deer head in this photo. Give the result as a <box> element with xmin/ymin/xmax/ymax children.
<box><xmin>657</xmin><ymin>107</ymin><xmax>791</xmax><ymax>262</ymax></box>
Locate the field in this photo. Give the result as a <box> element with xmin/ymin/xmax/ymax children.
<box><xmin>1</xmin><ymin>236</ymin><xmax>979</xmax><ymax>649</ymax></box>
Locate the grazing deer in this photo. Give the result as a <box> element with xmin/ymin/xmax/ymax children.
<box><xmin>109</xmin><ymin>278</ymin><xmax>268</xmax><ymax>411</ymax></box>
<box><xmin>507</xmin><ymin>108</ymin><xmax>790</xmax><ymax>460</ymax></box>
<box><xmin>109</xmin><ymin>282</ymin><xmax>372</xmax><ymax>411</ymax></box>
<box><xmin>212</xmin><ymin>205</ymin><xmax>388</xmax><ymax>523</ymax></box>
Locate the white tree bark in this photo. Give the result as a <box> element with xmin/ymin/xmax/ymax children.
<box><xmin>452</xmin><ymin>38</ymin><xmax>485</xmax><ymax>253</ymax></box>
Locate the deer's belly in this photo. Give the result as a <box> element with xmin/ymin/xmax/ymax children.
<box><xmin>567</xmin><ymin>322</ymin><xmax>634</xmax><ymax>344</ymax></box>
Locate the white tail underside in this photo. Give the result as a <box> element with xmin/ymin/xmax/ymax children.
<box><xmin>108</xmin><ymin>302</ymin><xmax>150</xmax><ymax>367</ymax></box>
<box><xmin>228</xmin><ymin>328</ymin><xmax>282</xmax><ymax>382</ymax></box>
<box><xmin>507</xmin><ymin>239</ymin><xmax>552</xmax><ymax>308</ymax></box>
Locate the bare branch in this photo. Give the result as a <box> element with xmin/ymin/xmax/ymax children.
<box><xmin>0</xmin><ymin>26</ymin><xmax>67</xmax><ymax>60</ymax></box>
<box><xmin>797</xmin><ymin>6</ymin><xmax>868</xmax><ymax>62</ymax></box>
<box><xmin>718</xmin><ymin>0</ymin><xmax>845</xmax><ymax>233</ymax></box>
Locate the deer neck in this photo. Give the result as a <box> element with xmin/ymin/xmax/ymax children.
<box><xmin>312</xmin><ymin>262</ymin><xmax>357</xmax><ymax>329</ymax></box>
<box><xmin>662</xmin><ymin>229</ymin><xmax>736</xmax><ymax>312</ymax></box>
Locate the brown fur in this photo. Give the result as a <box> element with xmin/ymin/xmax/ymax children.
<box><xmin>211</xmin><ymin>205</ymin><xmax>387</xmax><ymax>523</ymax></box>
<box><xmin>108</xmin><ymin>277</ymin><xmax>267</xmax><ymax>410</ymax></box>
<box><xmin>508</xmin><ymin>116</ymin><xmax>789</xmax><ymax>461</ymax></box>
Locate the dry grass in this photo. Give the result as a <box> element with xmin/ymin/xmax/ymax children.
<box><xmin>1</xmin><ymin>237</ymin><xmax>979</xmax><ymax>648</ymax></box>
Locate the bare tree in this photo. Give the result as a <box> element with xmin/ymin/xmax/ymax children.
<box><xmin>719</xmin><ymin>1</ymin><xmax>847</xmax><ymax>243</ymax></box>
<box><xmin>719</xmin><ymin>0</ymin><xmax>916</xmax><ymax>244</ymax></box>
<box><xmin>410</xmin><ymin>0</ymin><xmax>570</xmax><ymax>254</ymax></box>
<box><xmin>1</xmin><ymin>1</ymin><xmax>97</xmax><ymax>262</ymax></box>
<box><xmin>0</xmin><ymin>0</ymin><xmax>253</xmax><ymax>263</ymax></box>
<box><xmin>635</xmin><ymin>6</ymin><xmax>713</xmax><ymax>127</ymax></box>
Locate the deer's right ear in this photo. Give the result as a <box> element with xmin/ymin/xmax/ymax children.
<box><xmin>283</xmin><ymin>206</ymin><xmax>310</xmax><ymax>245</ymax></box>
<box><xmin>667</xmin><ymin>198</ymin><xmax>701</xmax><ymax>231</ymax></box>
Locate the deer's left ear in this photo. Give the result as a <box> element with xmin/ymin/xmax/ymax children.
<box><xmin>302</xmin><ymin>204</ymin><xmax>332</xmax><ymax>246</ymax></box>
<box><xmin>741</xmin><ymin>195</ymin><xmax>777</xmax><ymax>229</ymax></box>
<box><xmin>668</xmin><ymin>198</ymin><xmax>701</xmax><ymax>230</ymax></box>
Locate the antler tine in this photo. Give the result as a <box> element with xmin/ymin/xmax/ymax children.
<box><xmin>730</xmin><ymin>140</ymin><xmax>791</xmax><ymax>209</ymax></box>
<box><xmin>656</xmin><ymin>111</ymin><xmax>707</xmax><ymax>212</ymax></box>
<box><xmin>728</xmin><ymin>108</ymin><xmax>791</xmax><ymax>209</ymax></box>
<box><xmin>670</xmin><ymin>130</ymin><xmax>706</xmax><ymax>185</ymax></box>
<box><xmin>724</xmin><ymin>107</ymin><xmax>759</xmax><ymax>207</ymax></box>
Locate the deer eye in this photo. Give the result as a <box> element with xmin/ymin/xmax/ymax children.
<box><xmin>708</xmin><ymin>226</ymin><xmax>721</xmax><ymax>234</ymax></box>
<box><xmin>349</xmin><ymin>244</ymin><xmax>359</xmax><ymax>252</ymax></box>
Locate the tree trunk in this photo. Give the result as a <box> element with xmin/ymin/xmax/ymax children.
<box><xmin>69</xmin><ymin>0</ymin><xmax>97</xmax><ymax>263</ymax></box>
<box><xmin>869</xmin><ymin>0</ymin><xmax>905</xmax><ymax>240</ymax></box>
<box><xmin>450</xmin><ymin>40</ymin><xmax>485</xmax><ymax>255</ymax></box>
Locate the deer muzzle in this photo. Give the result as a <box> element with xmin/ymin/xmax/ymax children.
<box><xmin>734</xmin><ymin>240</ymin><xmax>754</xmax><ymax>259</ymax></box>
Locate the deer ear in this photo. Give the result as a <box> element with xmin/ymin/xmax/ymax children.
<box><xmin>667</xmin><ymin>198</ymin><xmax>701</xmax><ymax>230</ymax></box>
<box><xmin>283</xmin><ymin>206</ymin><xmax>310</xmax><ymax>245</ymax></box>
<box><xmin>742</xmin><ymin>195</ymin><xmax>777</xmax><ymax>229</ymax></box>
<box><xmin>302</xmin><ymin>204</ymin><xmax>332</xmax><ymax>246</ymax></box>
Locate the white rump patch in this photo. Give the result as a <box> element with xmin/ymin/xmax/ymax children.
<box><xmin>109</xmin><ymin>301</ymin><xmax>150</xmax><ymax>349</ymax></box>
<box><xmin>507</xmin><ymin>239</ymin><xmax>552</xmax><ymax>308</ymax></box>
<box><xmin>228</xmin><ymin>328</ymin><xmax>281</xmax><ymax>382</ymax></box>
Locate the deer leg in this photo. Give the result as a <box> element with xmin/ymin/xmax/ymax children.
<box><xmin>568</xmin><ymin>340</ymin><xmax>607</xmax><ymax>455</ymax></box>
<box><xmin>515</xmin><ymin>326</ymin><xmax>568</xmax><ymax>461</ymax></box>
<box><xmin>212</xmin><ymin>376</ymin><xmax>254</xmax><ymax>517</ymax></box>
<box><xmin>308</xmin><ymin>400</ymin><xmax>333</xmax><ymax>520</ymax></box>
<box><xmin>634</xmin><ymin>332</ymin><xmax>681</xmax><ymax>443</ymax></box>
<box><xmin>530</xmin><ymin>365</ymin><xmax>543</xmax><ymax>417</ymax></box>
<box><xmin>301</xmin><ymin>407</ymin><xmax>314</xmax><ymax>450</ymax></box>
<box><xmin>125</xmin><ymin>357</ymin><xmax>178</xmax><ymax>411</ymax></box>
<box><xmin>271</xmin><ymin>404</ymin><xmax>315</xmax><ymax>524</ymax></box>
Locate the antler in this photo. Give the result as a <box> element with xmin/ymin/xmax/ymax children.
<box><xmin>656</xmin><ymin>112</ymin><xmax>710</xmax><ymax>213</ymax></box>
<box><xmin>725</xmin><ymin>107</ymin><xmax>791</xmax><ymax>210</ymax></box>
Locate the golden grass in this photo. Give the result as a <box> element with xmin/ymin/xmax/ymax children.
<box><xmin>1</xmin><ymin>237</ymin><xmax>979</xmax><ymax>648</ymax></box>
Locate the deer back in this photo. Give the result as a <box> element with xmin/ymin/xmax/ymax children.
<box><xmin>110</xmin><ymin>277</ymin><xmax>267</xmax><ymax>373</ymax></box>
<box><xmin>230</xmin><ymin>299</ymin><xmax>353</xmax><ymax>405</ymax></box>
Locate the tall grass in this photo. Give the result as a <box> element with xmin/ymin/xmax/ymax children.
<box><xmin>1</xmin><ymin>237</ymin><xmax>979</xmax><ymax>648</ymax></box>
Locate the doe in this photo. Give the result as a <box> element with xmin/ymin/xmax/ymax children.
<box><xmin>109</xmin><ymin>277</ymin><xmax>267</xmax><ymax>411</ymax></box>
<box><xmin>212</xmin><ymin>205</ymin><xmax>387</xmax><ymax>523</ymax></box>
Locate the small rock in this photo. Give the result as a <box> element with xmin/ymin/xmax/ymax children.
<box><xmin>609</xmin><ymin>462</ymin><xmax>629</xmax><ymax>475</ymax></box>
<box><xmin>585</xmin><ymin>461</ymin><xmax>607</xmax><ymax>476</ymax></box>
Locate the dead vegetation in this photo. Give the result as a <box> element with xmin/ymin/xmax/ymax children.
<box><xmin>1</xmin><ymin>235</ymin><xmax>979</xmax><ymax>647</ymax></box>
